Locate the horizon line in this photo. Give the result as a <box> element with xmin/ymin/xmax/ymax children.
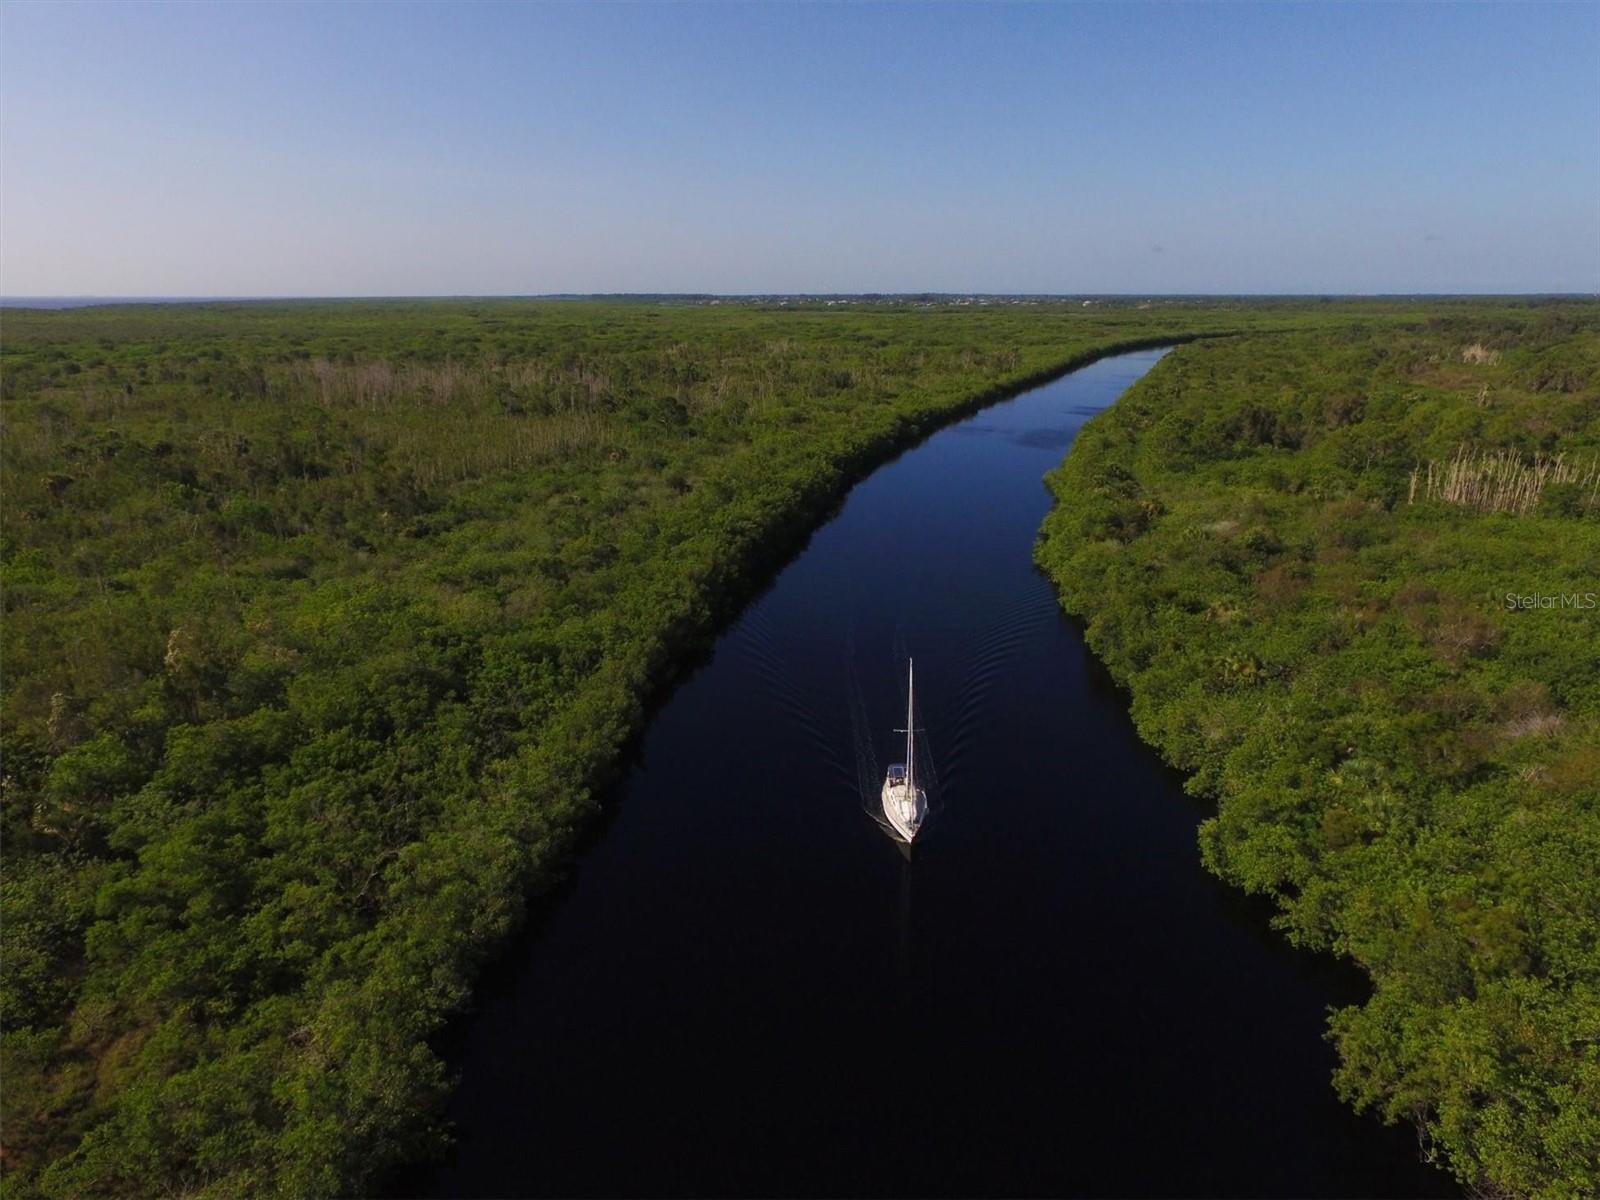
<box><xmin>5</xmin><ymin>290</ymin><xmax>1599</xmax><ymax>306</ymax></box>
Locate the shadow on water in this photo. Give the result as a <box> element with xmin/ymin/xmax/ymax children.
<box><xmin>1061</xmin><ymin>624</ymin><xmax>1381</xmax><ymax>1001</ymax></box>
<box><xmin>404</xmin><ymin>348</ymin><xmax>1456</xmax><ymax>1200</ymax></box>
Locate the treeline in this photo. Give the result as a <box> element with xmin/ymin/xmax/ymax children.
<box><xmin>2</xmin><ymin>298</ymin><xmax>1269</xmax><ymax>1197</ymax></box>
<box><xmin>1036</xmin><ymin>306</ymin><xmax>1600</xmax><ymax>1198</ymax></box>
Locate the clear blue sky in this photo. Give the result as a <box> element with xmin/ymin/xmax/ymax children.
<box><xmin>2</xmin><ymin>1</ymin><xmax>1596</xmax><ymax>295</ymax></box>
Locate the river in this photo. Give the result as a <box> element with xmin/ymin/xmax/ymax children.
<box><xmin>418</xmin><ymin>348</ymin><xmax>1453</xmax><ymax>1198</ymax></box>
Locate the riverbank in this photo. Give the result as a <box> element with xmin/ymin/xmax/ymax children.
<box><xmin>1035</xmin><ymin>305</ymin><xmax>1600</xmax><ymax>1198</ymax></box>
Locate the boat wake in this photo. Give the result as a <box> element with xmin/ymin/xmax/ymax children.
<box><xmin>941</xmin><ymin>577</ymin><xmax>1058</xmax><ymax>792</ymax></box>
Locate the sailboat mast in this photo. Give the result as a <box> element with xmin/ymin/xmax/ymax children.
<box><xmin>905</xmin><ymin>659</ymin><xmax>915</xmax><ymax>796</ymax></box>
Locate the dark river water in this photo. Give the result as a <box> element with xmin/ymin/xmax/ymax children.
<box><xmin>417</xmin><ymin>349</ymin><xmax>1454</xmax><ymax>1198</ymax></box>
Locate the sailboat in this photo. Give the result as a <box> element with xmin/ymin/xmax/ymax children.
<box><xmin>881</xmin><ymin>658</ymin><xmax>929</xmax><ymax>843</ymax></box>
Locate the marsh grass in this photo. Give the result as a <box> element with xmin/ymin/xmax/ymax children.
<box><xmin>1411</xmin><ymin>445</ymin><xmax>1600</xmax><ymax>514</ymax></box>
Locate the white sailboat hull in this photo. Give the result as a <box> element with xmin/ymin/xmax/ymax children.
<box><xmin>880</xmin><ymin>780</ymin><xmax>927</xmax><ymax>844</ymax></box>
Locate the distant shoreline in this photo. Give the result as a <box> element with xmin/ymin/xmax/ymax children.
<box><xmin>3</xmin><ymin>291</ymin><xmax>1597</xmax><ymax>310</ymax></box>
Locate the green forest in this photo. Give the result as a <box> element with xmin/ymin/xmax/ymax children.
<box><xmin>3</xmin><ymin>298</ymin><xmax>1595</xmax><ymax>1198</ymax></box>
<box><xmin>1</xmin><ymin>298</ymin><xmax>1252</xmax><ymax>1197</ymax></box>
<box><xmin>1037</xmin><ymin>306</ymin><xmax>1600</xmax><ymax>1198</ymax></box>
